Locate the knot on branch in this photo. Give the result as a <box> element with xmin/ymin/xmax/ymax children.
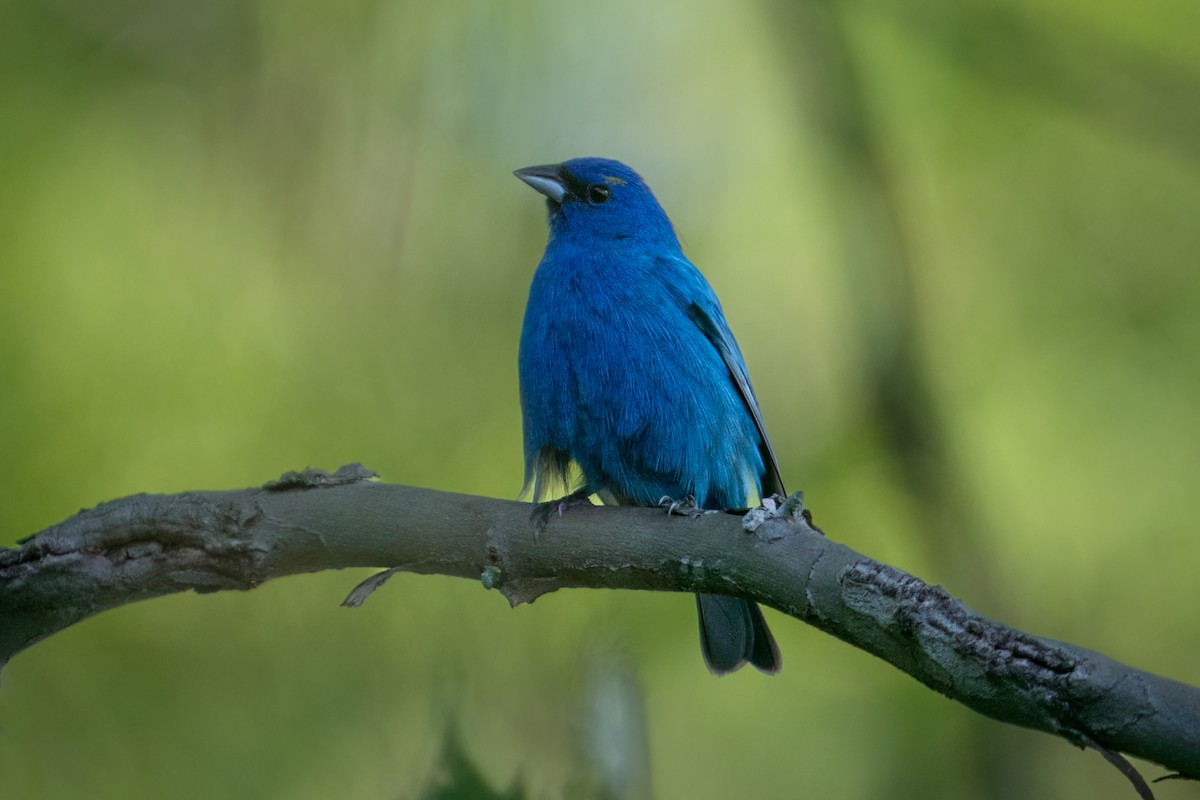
<box><xmin>263</xmin><ymin>463</ymin><xmax>379</xmax><ymax>491</ymax></box>
<box><xmin>742</xmin><ymin>491</ymin><xmax>822</xmax><ymax>541</ymax></box>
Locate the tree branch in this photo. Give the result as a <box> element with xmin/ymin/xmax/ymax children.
<box><xmin>2</xmin><ymin>465</ymin><xmax>1197</xmax><ymax>783</ymax></box>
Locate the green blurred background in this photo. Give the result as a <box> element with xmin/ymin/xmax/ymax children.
<box><xmin>2</xmin><ymin>0</ymin><xmax>1198</xmax><ymax>797</ymax></box>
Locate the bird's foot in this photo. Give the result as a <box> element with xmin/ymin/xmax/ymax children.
<box><xmin>658</xmin><ymin>495</ymin><xmax>714</xmax><ymax>518</ymax></box>
<box><xmin>531</xmin><ymin>488</ymin><xmax>594</xmax><ymax>535</ymax></box>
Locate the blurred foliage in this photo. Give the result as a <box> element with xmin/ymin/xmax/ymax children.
<box><xmin>423</xmin><ymin>728</ymin><xmax>525</xmax><ymax>800</ymax></box>
<box><xmin>2</xmin><ymin>0</ymin><xmax>1198</xmax><ymax>798</ymax></box>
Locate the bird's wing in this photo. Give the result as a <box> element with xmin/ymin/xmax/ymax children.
<box><xmin>685</xmin><ymin>297</ymin><xmax>787</xmax><ymax>500</ymax></box>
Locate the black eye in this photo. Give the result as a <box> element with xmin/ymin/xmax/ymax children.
<box><xmin>587</xmin><ymin>184</ymin><xmax>611</xmax><ymax>204</ymax></box>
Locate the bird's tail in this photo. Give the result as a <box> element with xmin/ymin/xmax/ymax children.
<box><xmin>695</xmin><ymin>594</ymin><xmax>781</xmax><ymax>675</ymax></box>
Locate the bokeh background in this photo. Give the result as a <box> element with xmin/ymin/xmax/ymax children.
<box><xmin>2</xmin><ymin>1</ymin><xmax>1198</xmax><ymax>798</ymax></box>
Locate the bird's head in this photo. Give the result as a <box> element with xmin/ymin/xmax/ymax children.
<box><xmin>514</xmin><ymin>157</ymin><xmax>679</xmax><ymax>248</ymax></box>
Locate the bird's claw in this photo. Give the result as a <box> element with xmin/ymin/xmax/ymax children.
<box><xmin>658</xmin><ymin>495</ymin><xmax>712</xmax><ymax>518</ymax></box>
<box><xmin>531</xmin><ymin>488</ymin><xmax>594</xmax><ymax>535</ymax></box>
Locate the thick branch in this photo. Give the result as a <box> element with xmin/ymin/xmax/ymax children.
<box><xmin>1</xmin><ymin>465</ymin><xmax>1197</xmax><ymax>780</ymax></box>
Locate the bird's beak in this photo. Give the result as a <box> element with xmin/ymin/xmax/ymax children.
<box><xmin>514</xmin><ymin>164</ymin><xmax>568</xmax><ymax>204</ymax></box>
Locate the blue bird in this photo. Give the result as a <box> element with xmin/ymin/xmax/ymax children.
<box><xmin>515</xmin><ymin>157</ymin><xmax>782</xmax><ymax>675</ymax></box>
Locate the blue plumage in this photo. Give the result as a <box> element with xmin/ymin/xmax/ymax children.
<box><xmin>515</xmin><ymin>158</ymin><xmax>782</xmax><ymax>675</ymax></box>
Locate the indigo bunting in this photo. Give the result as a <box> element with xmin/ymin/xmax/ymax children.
<box><xmin>515</xmin><ymin>157</ymin><xmax>782</xmax><ymax>675</ymax></box>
